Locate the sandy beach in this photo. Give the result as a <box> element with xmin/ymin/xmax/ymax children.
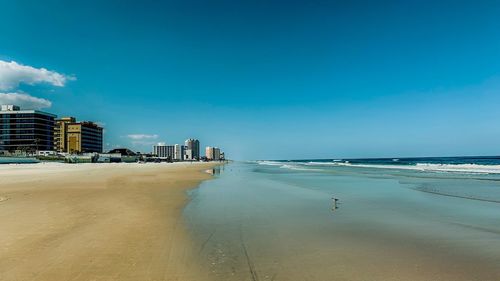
<box><xmin>0</xmin><ymin>162</ymin><xmax>219</xmax><ymax>281</ymax></box>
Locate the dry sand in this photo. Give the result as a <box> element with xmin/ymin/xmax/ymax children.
<box><xmin>0</xmin><ymin>162</ymin><xmax>220</xmax><ymax>281</ymax></box>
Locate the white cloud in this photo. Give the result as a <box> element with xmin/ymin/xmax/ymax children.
<box><xmin>131</xmin><ymin>140</ymin><xmax>157</xmax><ymax>146</ymax></box>
<box><xmin>126</xmin><ymin>134</ymin><xmax>158</xmax><ymax>140</ymax></box>
<box><xmin>0</xmin><ymin>92</ymin><xmax>52</xmax><ymax>109</ymax></box>
<box><xmin>0</xmin><ymin>60</ymin><xmax>75</xmax><ymax>91</ymax></box>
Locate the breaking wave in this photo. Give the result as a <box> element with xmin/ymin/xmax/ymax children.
<box><xmin>257</xmin><ymin>160</ymin><xmax>500</xmax><ymax>174</ymax></box>
<box><xmin>309</xmin><ymin>162</ymin><xmax>500</xmax><ymax>174</ymax></box>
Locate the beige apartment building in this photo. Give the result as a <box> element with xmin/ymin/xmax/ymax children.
<box><xmin>55</xmin><ymin>117</ymin><xmax>103</xmax><ymax>154</ymax></box>
<box><xmin>205</xmin><ymin>146</ymin><xmax>221</xmax><ymax>161</ymax></box>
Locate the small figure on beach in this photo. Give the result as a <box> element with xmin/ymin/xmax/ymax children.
<box><xmin>332</xmin><ymin>197</ymin><xmax>340</xmax><ymax>211</ymax></box>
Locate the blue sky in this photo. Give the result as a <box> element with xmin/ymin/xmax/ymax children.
<box><xmin>1</xmin><ymin>0</ymin><xmax>500</xmax><ymax>160</ymax></box>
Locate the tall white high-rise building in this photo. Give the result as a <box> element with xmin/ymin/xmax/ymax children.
<box><xmin>174</xmin><ymin>144</ymin><xmax>184</xmax><ymax>161</ymax></box>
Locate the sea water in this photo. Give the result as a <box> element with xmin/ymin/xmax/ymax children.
<box><xmin>184</xmin><ymin>158</ymin><xmax>500</xmax><ymax>281</ymax></box>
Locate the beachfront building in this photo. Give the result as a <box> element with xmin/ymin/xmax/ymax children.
<box><xmin>185</xmin><ymin>138</ymin><xmax>200</xmax><ymax>160</ymax></box>
<box><xmin>205</xmin><ymin>146</ymin><xmax>222</xmax><ymax>161</ymax></box>
<box><xmin>214</xmin><ymin>147</ymin><xmax>221</xmax><ymax>161</ymax></box>
<box><xmin>184</xmin><ymin>148</ymin><xmax>193</xmax><ymax>160</ymax></box>
<box><xmin>0</xmin><ymin>105</ymin><xmax>56</xmax><ymax>152</ymax></box>
<box><xmin>54</xmin><ymin>117</ymin><xmax>103</xmax><ymax>154</ymax></box>
<box><xmin>107</xmin><ymin>148</ymin><xmax>138</xmax><ymax>162</ymax></box>
<box><xmin>54</xmin><ymin>117</ymin><xmax>76</xmax><ymax>153</ymax></box>
<box><xmin>153</xmin><ymin>142</ymin><xmax>175</xmax><ymax>159</ymax></box>
<box><xmin>174</xmin><ymin>144</ymin><xmax>184</xmax><ymax>161</ymax></box>
<box><xmin>67</xmin><ymin>122</ymin><xmax>103</xmax><ymax>153</ymax></box>
<box><xmin>205</xmin><ymin>146</ymin><xmax>214</xmax><ymax>160</ymax></box>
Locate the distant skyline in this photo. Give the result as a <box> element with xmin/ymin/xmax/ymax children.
<box><xmin>1</xmin><ymin>0</ymin><xmax>500</xmax><ymax>160</ymax></box>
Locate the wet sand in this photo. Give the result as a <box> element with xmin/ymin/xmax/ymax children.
<box><xmin>184</xmin><ymin>162</ymin><xmax>500</xmax><ymax>281</ymax></box>
<box><xmin>0</xmin><ymin>162</ymin><xmax>219</xmax><ymax>281</ymax></box>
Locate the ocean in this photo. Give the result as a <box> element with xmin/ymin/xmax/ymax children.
<box><xmin>184</xmin><ymin>158</ymin><xmax>500</xmax><ymax>281</ymax></box>
<box><xmin>265</xmin><ymin>155</ymin><xmax>500</xmax><ymax>174</ymax></box>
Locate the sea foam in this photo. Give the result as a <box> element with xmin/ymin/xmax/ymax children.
<box><xmin>314</xmin><ymin>162</ymin><xmax>500</xmax><ymax>174</ymax></box>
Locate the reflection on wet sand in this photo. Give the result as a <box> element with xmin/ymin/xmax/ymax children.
<box><xmin>206</xmin><ymin>165</ymin><xmax>224</xmax><ymax>175</ymax></box>
<box><xmin>185</xmin><ymin>162</ymin><xmax>500</xmax><ymax>281</ymax></box>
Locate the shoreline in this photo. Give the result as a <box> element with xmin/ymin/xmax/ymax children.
<box><xmin>0</xmin><ymin>162</ymin><xmax>220</xmax><ymax>281</ymax></box>
<box><xmin>183</xmin><ymin>161</ymin><xmax>500</xmax><ymax>281</ymax></box>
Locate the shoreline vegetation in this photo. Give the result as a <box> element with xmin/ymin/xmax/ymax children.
<box><xmin>0</xmin><ymin>162</ymin><xmax>220</xmax><ymax>281</ymax></box>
